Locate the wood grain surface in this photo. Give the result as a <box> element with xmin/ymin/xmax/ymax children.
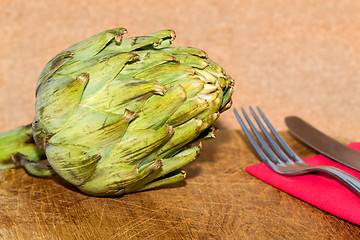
<box><xmin>0</xmin><ymin>130</ymin><xmax>359</xmax><ymax>240</ymax></box>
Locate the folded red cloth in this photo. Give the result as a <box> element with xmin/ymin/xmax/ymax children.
<box><xmin>245</xmin><ymin>142</ymin><xmax>360</xmax><ymax>226</ymax></box>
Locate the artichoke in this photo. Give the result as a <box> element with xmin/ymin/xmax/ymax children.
<box><xmin>0</xmin><ymin>28</ymin><xmax>234</xmax><ymax>196</ymax></box>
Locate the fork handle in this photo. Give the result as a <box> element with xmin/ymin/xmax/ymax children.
<box><xmin>311</xmin><ymin>166</ymin><xmax>360</xmax><ymax>197</ymax></box>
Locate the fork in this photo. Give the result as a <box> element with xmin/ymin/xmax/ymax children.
<box><xmin>234</xmin><ymin>106</ymin><xmax>360</xmax><ymax>197</ymax></box>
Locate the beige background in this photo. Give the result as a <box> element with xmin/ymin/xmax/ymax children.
<box><xmin>1</xmin><ymin>0</ymin><xmax>359</xmax><ymax>141</ymax></box>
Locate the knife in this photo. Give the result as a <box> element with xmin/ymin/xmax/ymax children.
<box><xmin>285</xmin><ymin>116</ymin><xmax>360</xmax><ymax>171</ymax></box>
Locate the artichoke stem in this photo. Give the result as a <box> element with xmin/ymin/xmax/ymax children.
<box><xmin>0</xmin><ymin>124</ymin><xmax>46</xmax><ymax>172</ymax></box>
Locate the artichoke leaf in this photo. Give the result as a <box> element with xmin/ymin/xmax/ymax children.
<box><xmin>196</xmin><ymin>93</ymin><xmax>222</xmax><ymax>120</ymax></box>
<box><xmin>147</xmin><ymin>29</ymin><xmax>176</xmax><ymax>41</ymax></box>
<box><xmin>207</xmin><ymin>59</ymin><xmax>226</xmax><ymax>76</ymax></box>
<box><xmin>102</xmin><ymin>29</ymin><xmax>175</xmax><ymax>54</ymax></box>
<box><xmin>126</xmin><ymin>144</ymin><xmax>201</xmax><ymax>193</ymax></box>
<box><xmin>99</xmin><ymin>125</ymin><xmax>174</xmax><ymax>166</ymax></box>
<box><xmin>166</xmin><ymin>96</ymin><xmax>209</xmax><ymax>127</ymax></box>
<box><xmin>102</xmin><ymin>36</ymin><xmax>163</xmax><ymax>54</ymax></box>
<box><xmin>45</xmin><ymin>144</ymin><xmax>102</xmax><ymax>186</ymax></box>
<box><xmin>120</xmin><ymin>50</ymin><xmax>178</xmax><ymax>77</ymax></box>
<box><xmin>78</xmin><ymin>159</ymin><xmax>163</xmax><ymax>196</ymax></box>
<box><xmin>220</xmin><ymin>100</ymin><xmax>233</xmax><ymax>113</ymax></box>
<box><xmin>133</xmin><ymin>63</ymin><xmax>195</xmax><ymax>85</ymax></box>
<box><xmin>35</xmin><ymin>73</ymin><xmax>89</xmax><ymax>134</ymax></box>
<box><xmin>175</xmin><ymin>54</ymin><xmax>210</xmax><ymax>69</ymax></box>
<box><xmin>220</xmin><ymin>83</ymin><xmax>235</xmax><ymax>110</ymax></box>
<box><xmin>128</xmin><ymin>85</ymin><xmax>186</xmax><ymax>129</ymax></box>
<box><xmin>49</xmin><ymin>108</ymin><xmax>136</xmax><ymax>154</ymax></box>
<box><xmin>83</xmin><ymin>76</ymin><xmax>167</xmax><ymax>114</ymax></box>
<box><xmin>36</xmin><ymin>51</ymin><xmax>73</xmax><ymax>94</ymax></box>
<box><xmin>65</xmin><ymin>28</ymin><xmax>127</xmax><ymax>61</ymax></box>
<box><xmin>134</xmin><ymin>170</ymin><xmax>186</xmax><ymax>192</ymax></box>
<box><xmin>161</xmin><ymin>46</ymin><xmax>207</xmax><ymax>57</ymax></box>
<box><xmin>164</xmin><ymin>76</ymin><xmax>205</xmax><ymax>98</ymax></box>
<box><xmin>194</xmin><ymin>124</ymin><xmax>218</xmax><ymax>141</ymax></box>
<box><xmin>57</xmin><ymin>52</ymin><xmax>138</xmax><ymax>100</ymax></box>
<box><xmin>155</xmin><ymin>118</ymin><xmax>208</xmax><ymax>160</ymax></box>
<box><xmin>12</xmin><ymin>153</ymin><xmax>55</xmax><ymax>177</ymax></box>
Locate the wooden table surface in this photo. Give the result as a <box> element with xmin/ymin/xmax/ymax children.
<box><xmin>0</xmin><ymin>130</ymin><xmax>359</xmax><ymax>239</ymax></box>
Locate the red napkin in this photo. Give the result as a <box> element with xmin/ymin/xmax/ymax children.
<box><xmin>245</xmin><ymin>142</ymin><xmax>360</xmax><ymax>226</ymax></box>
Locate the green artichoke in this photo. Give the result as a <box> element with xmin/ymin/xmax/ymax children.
<box><xmin>0</xmin><ymin>28</ymin><xmax>234</xmax><ymax>196</ymax></box>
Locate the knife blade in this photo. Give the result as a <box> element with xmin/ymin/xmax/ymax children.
<box><xmin>285</xmin><ymin>116</ymin><xmax>360</xmax><ymax>171</ymax></box>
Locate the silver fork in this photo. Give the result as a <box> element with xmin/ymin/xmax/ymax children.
<box><xmin>234</xmin><ymin>106</ymin><xmax>360</xmax><ymax>197</ymax></box>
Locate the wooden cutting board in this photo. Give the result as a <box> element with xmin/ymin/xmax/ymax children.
<box><xmin>0</xmin><ymin>130</ymin><xmax>359</xmax><ymax>239</ymax></box>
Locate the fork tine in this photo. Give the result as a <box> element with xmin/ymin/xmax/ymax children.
<box><xmin>241</xmin><ymin>107</ymin><xmax>286</xmax><ymax>166</ymax></box>
<box><xmin>233</xmin><ymin>108</ymin><xmax>279</xmax><ymax>170</ymax></box>
<box><xmin>234</xmin><ymin>108</ymin><xmax>285</xmax><ymax>167</ymax></box>
<box><xmin>249</xmin><ymin>106</ymin><xmax>294</xmax><ymax>164</ymax></box>
<box><xmin>240</xmin><ymin>108</ymin><xmax>285</xmax><ymax>166</ymax></box>
<box><xmin>256</xmin><ymin>106</ymin><xmax>304</xmax><ymax>163</ymax></box>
